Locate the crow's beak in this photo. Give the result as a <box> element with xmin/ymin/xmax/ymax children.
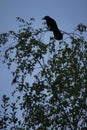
<box><xmin>42</xmin><ymin>17</ymin><xmax>45</xmax><ymax>20</ymax></box>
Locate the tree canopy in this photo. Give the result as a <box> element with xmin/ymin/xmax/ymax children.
<box><xmin>0</xmin><ymin>17</ymin><xmax>87</xmax><ymax>130</ymax></box>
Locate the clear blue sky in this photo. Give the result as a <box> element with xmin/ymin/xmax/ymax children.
<box><xmin>0</xmin><ymin>0</ymin><xmax>87</xmax><ymax>99</ymax></box>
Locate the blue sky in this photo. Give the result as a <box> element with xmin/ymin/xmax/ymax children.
<box><xmin>0</xmin><ymin>0</ymin><xmax>87</xmax><ymax>99</ymax></box>
<box><xmin>0</xmin><ymin>0</ymin><xmax>87</xmax><ymax>32</ymax></box>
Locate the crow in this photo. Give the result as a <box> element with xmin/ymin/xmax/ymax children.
<box><xmin>42</xmin><ymin>16</ymin><xmax>63</xmax><ymax>40</ymax></box>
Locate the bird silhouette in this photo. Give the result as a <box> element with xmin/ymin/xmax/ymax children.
<box><xmin>42</xmin><ymin>16</ymin><xmax>63</xmax><ymax>40</ymax></box>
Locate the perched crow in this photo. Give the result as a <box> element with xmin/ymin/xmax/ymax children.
<box><xmin>42</xmin><ymin>16</ymin><xmax>63</xmax><ymax>40</ymax></box>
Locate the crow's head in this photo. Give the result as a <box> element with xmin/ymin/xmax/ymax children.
<box><xmin>42</xmin><ymin>16</ymin><xmax>51</xmax><ymax>20</ymax></box>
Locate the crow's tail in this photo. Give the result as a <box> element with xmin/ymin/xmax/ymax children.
<box><xmin>53</xmin><ymin>29</ymin><xmax>63</xmax><ymax>40</ymax></box>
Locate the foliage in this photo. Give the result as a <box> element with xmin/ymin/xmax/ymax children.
<box><xmin>0</xmin><ymin>95</ymin><xmax>9</xmax><ymax>130</ymax></box>
<box><xmin>0</xmin><ymin>17</ymin><xmax>87</xmax><ymax>130</ymax></box>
